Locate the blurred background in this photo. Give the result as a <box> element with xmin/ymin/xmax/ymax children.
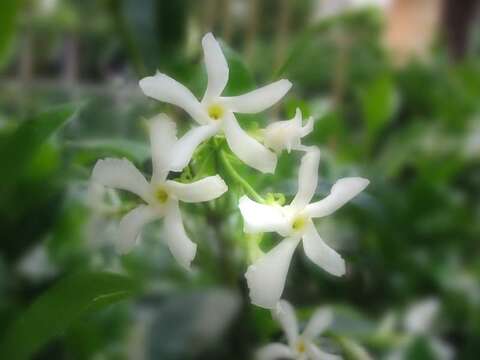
<box><xmin>1</xmin><ymin>0</ymin><xmax>480</xmax><ymax>359</ymax></box>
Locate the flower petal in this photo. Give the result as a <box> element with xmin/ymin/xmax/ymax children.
<box><xmin>256</xmin><ymin>343</ymin><xmax>295</xmax><ymax>360</ymax></box>
<box><xmin>404</xmin><ymin>298</ymin><xmax>440</xmax><ymax>334</ymax></box>
<box><xmin>224</xmin><ymin>113</ymin><xmax>277</xmax><ymax>173</ymax></box>
<box><xmin>169</xmin><ymin>123</ymin><xmax>220</xmax><ymax>172</ymax></box>
<box><xmin>202</xmin><ymin>33</ymin><xmax>229</xmax><ymax>101</ymax></box>
<box><xmin>300</xmin><ymin>115</ymin><xmax>314</xmax><ymax>137</ymax></box>
<box><xmin>274</xmin><ymin>300</ymin><xmax>299</xmax><ymax>346</ymax></box>
<box><xmin>306</xmin><ymin>177</ymin><xmax>369</xmax><ymax>218</ymax></box>
<box><xmin>430</xmin><ymin>338</ymin><xmax>454</xmax><ymax>360</ymax></box>
<box><xmin>245</xmin><ymin>237</ymin><xmax>300</xmax><ymax>309</ymax></box>
<box><xmin>163</xmin><ymin>200</ymin><xmax>197</xmax><ymax>269</ymax></box>
<box><xmin>263</xmin><ymin>108</ymin><xmax>304</xmax><ymax>154</ymax></box>
<box><xmin>149</xmin><ymin>114</ymin><xmax>177</xmax><ymax>182</ymax></box>
<box><xmin>302</xmin><ymin>221</ymin><xmax>346</xmax><ymax>277</ymax></box>
<box><xmin>117</xmin><ymin>205</ymin><xmax>159</xmax><ymax>254</ymax></box>
<box><xmin>307</xmin><ymin>343</ymin><xmax>342</xmax><ymax>360</ymax></box>
<box><xmin>92</xmin><ymin>158</ymin><xmax>151</xmax><ymax>202</ymax></box>
<box><xmin>165</xmin><ymin>175</ymin><xmax>228</xmax><ymax>203</ymax></box>
<box><xmin>303</xmin><ymin>307</ymin><xmax>333</xmax><ymax>339</ymax></box>
<box><xmin>221</xmin><ymin>79</ymin><xmax>292</xmax><ymax>113</ymax></box>
<box><xmin>238</xmin><ymin>196</ymin><xmax>289</xmax><ymax>235</ymax></box>
<box><xmin>291</xmin><ymin>148</ymin><xmax>320</xmax><ymax>210</ymax></box>
<box><xmin>139</xmin><ymin>72</ymin><xmax>209</xmax><ymax>124</ymax></box>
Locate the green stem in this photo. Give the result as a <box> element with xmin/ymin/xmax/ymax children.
<box><xmin>219</xmin><ymin>150</ymin><xmax>265</xmax><ymax>203</ymax></box>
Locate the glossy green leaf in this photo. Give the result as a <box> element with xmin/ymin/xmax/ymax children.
<box><xmin>0</xmin><ymin>272</ymin><xmax>140</xmax><ymax>360</ymax></box>
<box><xmin>0</xmin><ymin>104</ymin><xmax>76</xmax><ymax>186</ymax></box>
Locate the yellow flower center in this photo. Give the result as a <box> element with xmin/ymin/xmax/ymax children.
<box><xmin>155</xmin><ymin>187</ymin><xmax>169</xmax><ymax>203</ymax></box>
<box><xmin>296</xmin><ymin>339</ymin><xmax>306</xmax><ymax>353</ymax></box>
<box><xmin>292</xmin><ymin>215</ymin><xmax>307</xmax><ymax>231</ymax></box>
<box><xmin>208</xmin><ymin>103</ymin><xmax>225</xmax><ymax>120</ymax></box>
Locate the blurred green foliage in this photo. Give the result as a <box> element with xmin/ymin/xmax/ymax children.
<box><xmin>0</xmin><ymin>1</ymin><xmax>479</xmax><ymax>359</ymax></box>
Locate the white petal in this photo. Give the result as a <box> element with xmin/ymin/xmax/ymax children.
<box><xmin>302</xmin><ymin>221</ymin><xmax>346</xmax><ymax>277</ymax></box>
<box><xmin>404</xmin><ymin>298</ymin><xmax>440</xmax><ymax>334</ymax></box>
<box><xmin>256</xmin><ymin>343</ymin><xmax>295</xmax><ymax>360</ymax></box>
<box><xmin>139</xmin><ymin>73</ymin><xmax>209</xmax><ymax>124</ymax></box>
<box><xmin>300</xmin><ymin>116</ymin><xmax>314</xmax><ymax>137</ymax></box>
<box><xmin>165</xmin><ymin>175</ymin><xmax>228</xmax><ymax>203</ymax></box>
<box><xmin>92</xmin><ymin>158</ymin><xmax>151</xmax><ymax>202</ymax></box>
<box><xmin>221</xmin><ymin>79</ymin><xmax>292</xmax><ymax>113</ymax></box>
<box><xmin>224</xmin><ymin>113</ymin><xmax>277</xmax><ymax>173</ymax></box>
<box><xmin>303</xmin><ymin>307</ymin><xmax>333</xmax><ymax>339</ymax></box>
<box><xmin>307</xmin><ymin>344</ymin><xmax>343</xmax><ymax>360</ymax></box>
<box><xmin>291</xmin><ymin>148</ymin><xmax>320</xmax><ymax>209</ymax></box>
<box><xmin>163</xmin><ymin>200</ymin><xmax>197</xmax><ymax>269</ymax></box>
<box><xmin>274</xmin><ymin>300</ymin><xmax>299</xmax><ymax>346</ymax></box>
<box><xmin>306</xmin><ymin>177</ymin><xmax>369</xmax><ymax>218</ymax></box>
<box><xmin>263</xmin><ymin>109</ymin><xmax>304</xmax><ymax>154</ymax></box>
<box><xmin>245</xmin><ymin>237</ymin><xmax>300</xmax><ymax>309</ymax></box>
<box><xmin>149</xmin><ymin>114</ymin><xmax>177</xmax><ymax>182</ymax></box>
<box><xmin>202</xmin><ymin>33</ymin><xmax>229</xmax><ymax>101</ymax></box>
<box><xmin>430</xmin><ymin>338</ymin><xmax>454</xmax><ymax>360</ymax></box>
<box><xmin>169</xmin><ymin>123</ymin><xmax>220</xmax><ymax>172</ymax></box>
<box><xmin>117</xmin><ymin>205</ymin><xmax>159</xmax><ymax>254</ymax></box>
<box><xmin>238</xmin><ymin>196</ymin><xmax>289</xmax><ymax>235</ymax></box>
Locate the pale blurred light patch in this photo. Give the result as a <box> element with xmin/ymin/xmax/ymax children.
<box><xmin>464</xmin><ymin>117</ymin><xmax>480</xmax><ymax>159</ymax></box>
<box><xmin>383</xmin><ymin>0</ymin><xmax>443</xmax><ymax>66</ymax></box>
<box><xmin>17</xmin><ymin>244</ymin><xmax>57</xmax><ymax>281</ymax></box>
<box><xmin>38</xmin><ymin>0</ymin><xmax>58</xmax><ymax>16</ymax></box>
<box><xmin>311</xmin><ymin>0</ymin><xmax>391</xmax><ymax>22</ymax></box>
<box><xmin>404</xmin><ymin>298</ymin><xmax>439</xmax><ymax>335</ymax></box>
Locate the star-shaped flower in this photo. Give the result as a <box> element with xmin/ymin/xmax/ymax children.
<box><xmin>239</xmin><ymin>148</ymin><xmax>369</xmax><ymax>308</ymax></box>
<box><xmin>139</xmin><ymin>33</ymin><xmax>292</xmax><ymax>174</ymax></box>
<box><xmin>256</xmin><ymin>300</ymin><xmax>342</xmax><ymax>360</ymax></box>
<box><xmin>263</xmin><ymin>108</ymin><xmax>314</xmax><ymax>154</ymax></box>
<box><xmin>91</xmin><ymin>115</ymin><xmax>228</xmax><ymax>268</ymax></box>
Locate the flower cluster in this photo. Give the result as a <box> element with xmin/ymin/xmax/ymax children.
<box><xmin>90</xmin><ymin>33</ymin><xmax>369</xmax><ymax>356</ymax></box>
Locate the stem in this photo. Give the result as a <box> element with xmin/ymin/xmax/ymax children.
<box><xmin>219</xmin><ymin>150</ymin><xmax>265</xmax><ymax>203</ymax></box>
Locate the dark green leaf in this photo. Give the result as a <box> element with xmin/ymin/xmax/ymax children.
<box><xmin>0</xmin><ymin>0</ymin><xmax>18</xmax><ymax>68</ymax></box>
<box><xmin>0</xmin><ymin>271</ymin><xmax>140</xmax><ymax>360</ymax></box>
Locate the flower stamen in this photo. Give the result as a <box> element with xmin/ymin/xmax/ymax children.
<box><xmin>208</xmin><ymin>103</ymin><xmax>225</xmax><ymax>120</ymax></box>
<box><xmin>296</xmin><ymin>338</ymin><xmax>306</xmax><ymax>354</ymax></box>
<box><xmin>155</xmin><ymin>187</ymin><xmax>169</xmax><ymax>203</ymax></box>
<box><xmin>292</xmin><ymin>215</ymin><xmax>307</xmax><ymax>231</ymax></box>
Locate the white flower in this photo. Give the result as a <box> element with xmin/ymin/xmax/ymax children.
<box><xmin>91</xmin><ymin>114</ymin><xmax>228</xmax><ymax>268</ymax></box>
<box><xmin>263</xmin><ymin>108</ymin><xmax>314</xmax><ymax>154</ymax></box>
<box><xmin>239</xmin><ymin>148</ymin><xmax>369</xmax><ymax>308</ymax></box>
<box><xmin>139</xmin><ymin>33</ymin><xmax>292</xmax><ymax>174</ymax></box>
<box><xmin>256</xmin><ymin>300</ymin><xmax>342</xmax><ymax>360</ymax></box>
<box><xmin>387</xmin><ymin>298</ymin><xmax>454</xmax><ymax>360</ymax></box>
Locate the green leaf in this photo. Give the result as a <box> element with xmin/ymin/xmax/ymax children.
<box><xmin>0</xmin><ymin>0</ymin><xmax>19</xmax><ymax>68</ymax></box>
<box><xmin>359</xmin><ymin>74</ymin><xmax>397</xmax><ymax>139</ymax></box>
<box><xmin>0</xmin><ymin>271</ymin><xmax>140</xmax><ymax>360</ymax></box>
<box><xmin>0</xmin><ymin>104</ymin><xmax>76</xmax><ymax>186</ymax></box>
